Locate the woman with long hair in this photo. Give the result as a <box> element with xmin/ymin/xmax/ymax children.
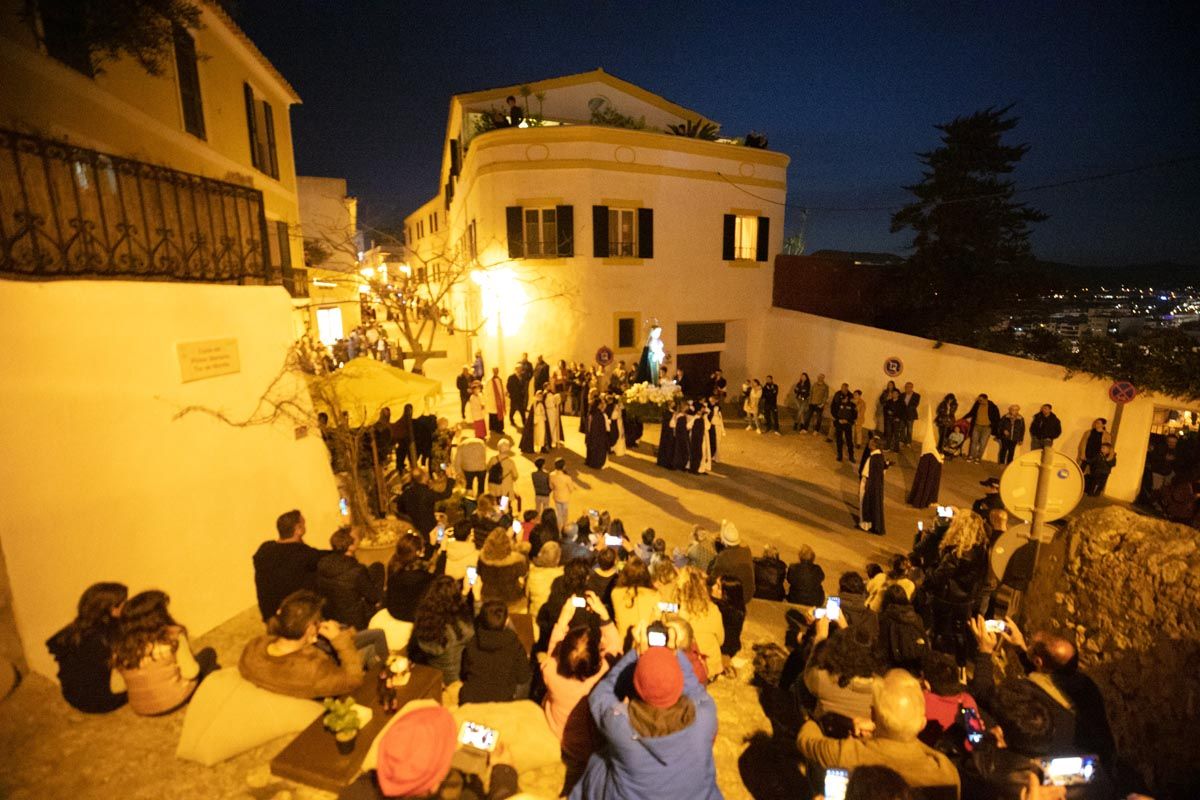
<box><xmin>676</xmin><ymin>567</ymin><xmax>724</xmax><ymax>680</ymax></box>
<box><xmin>410</xmin><ymin>576</ymin><xmax>473</xmax><ymax>686</ymax></box>
<box><xmin>935</xmin><ymin>393</ymin><xmax>959</xmax><ymax>451</ymax></box>
<box><xmin>526</xmin><ymin>540</ymin><xmax>564</xmax><ymax>632</ymax></box>
<box><xmin>804</xmin><ymin>618</ymin><xmax>882</xmax><ymax>726</ymax></box>
<box><xmin>372</xmin><ymin>532</ymin><xmax>436</xmax><ymax>651</ymax></box>
<box><xmin>866</xmin><ymin>554</ymin><xmax>917</xmax><ymax>612</ymax></box>
<box><xmin>711</xmin><ymin>575</ymin><xmax>746</xmax><ymax>671</ymax></box>
<box><xmin>876</xmin><ymin>380</ymin><xmax>898</xmax><ymax>436</ymax></box>
<box><xmin>240</xmin><ymin>589</ymin><xmax>363</xmax><ymax>698</ymax></box>
<box><xmin>609</xmin><ymin>556</ymin><xmax>661</xmax><ymax>643</ymax></box>
<box><xmin>477</xmin><ymin>526</ymin><xmax>529</xmax><ymax>612</ymax></box>
<box><xmin>928</xmin><ymin>510</ymin><xmax>990</xmax><ymax>659</ymax></box>
<box><xmin>46</xmin><ymin>582</ymin><xmax>128</xmax><ymax>712</ymax></box>
<box><xmin>651</xmin><ymin>559</ymin><xmax>680</xmax><ymax>604</ymax></box>
<box><xmin>111</xmin><ymin>590</ymin><xmax>215</xmax><ymax>715</ymax></box>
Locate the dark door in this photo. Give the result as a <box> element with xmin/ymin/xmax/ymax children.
<box><xmin>675</xmin><ymin>351</ymin><xmax>722</xmax><ymax>397</ymax></box>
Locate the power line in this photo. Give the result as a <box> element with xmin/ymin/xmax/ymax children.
<box><xmin>716</xmin><ymin>154</ymin><xmax>1200</xmax><ymax>214</ymax></box>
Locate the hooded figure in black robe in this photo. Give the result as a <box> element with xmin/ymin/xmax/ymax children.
<box><xmin>687</xmin><ymin>403</ymin><xmax>706</xmax><ymax>473</ymax></box>
<box><xmin>624</xmin><ymin>409</ymin><xmax>642</xmax><ymax>449</ymax></box>
<box><xmin>578</xmin><ymin>382</ymin><xmax>592</xmax><ymax>434</ymax></box>
<box><xmin>656</xmin><ymin>407</ymin><xmax>675</xmax><ymax>468</ymax></box>
<box><xmin>858</xmin><ymin>437</ymin><xmax>888</xmax><ymax>534</ymax></box>
<box><xmin>585</xmin><ymin>405</ymin><xmax>609</xmax><ymax>469</ymax></box>
<box><xmin>671</xmin><ymin>410</ymin><xmax>691</xmax><ymax>471</ymax></box>
<box><xmin>707</xmin><ymin>401</ymin><xmax>720</xmax><ymax>461</ymax></box>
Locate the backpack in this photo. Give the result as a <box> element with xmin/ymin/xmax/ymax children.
<box><xmin>887</xmin><ymin>615</ymin><xmax>929</xmax><ymax>667</ymax></box>
<box><xmin>487</xmin><ymin>458</ymin><xmax>504</xmax><ymax>485</ymax></box>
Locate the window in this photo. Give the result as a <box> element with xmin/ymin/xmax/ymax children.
<box><xmin>467</xmin><ymin>220</ymin><xmax>478</xmax><ymax>261</ymax></box>
<box><xmin>430</xmin><ymin>212</ymin><xmax>438</xmax><ymax>233</ymax></box>
<box><xmin>592</xmin><ymin>205</ymin><xmax>653</xmax><ymax>258</ymax></box>
<box><xmin>722</xmin><ymin>214</ymin><xmax>770</xmax><ymax>262</ymax></box>
<box><xmin>243</xmin><ymin>83</ymin><xmax>278</xmax><ymax>178</ymax></box>
<box><xmin>173</xmin><ymin>26</ymin><xmax>205</xmax><ymax>139</ymax></box>
<box><xmin>38</xmin><ymin>0</ymin><xmax>94</xmax><ymax>76</ymax></box>
<box><xmin>316</xmin><ymin>307</ymin><xmax>343</xmax><ymax>345</ymax></box>
<box><xmin>677</xmin><ymin>322</ymin><xmax>726</xmax><ymax>346</ymax></box>
<box><xmin>506</xmin><ymin>205</ymin><xmax>574</xmax><ymax>258</ymax></box>
<box><xmin>617</xmin><ymin>316</ymin><xmax>637</xmax><ymax>350</ymax></box>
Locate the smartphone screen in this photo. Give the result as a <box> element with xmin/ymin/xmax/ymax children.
<box><xmin>499</xmin><ymin>496</ymin><xmax>509</xmax><ymax>511</ymax></box>
<box><xmin>647</xmin><ymin>630</ymin><xmax>668</xmax><ymax>647</ymax></box>
<box><xmin>657</xmin><ymin>602</ymin><xmax>679</xmax><ymax>613</ymax></box>
<box><xmin>824</xmin><ymin>768</ymin><xmax>849</xmax><ymax>800</ymax></box>
<box><xmin>961</xmin><ymin>705</ymin><xmax>985</xmax><ymax>750</ymax></box>
<box><xmin>436</xmin><ymin>525</ymin><xmax>445</xmax><ymax>542</ymax></box>
<box><xmin>338</xmin><ymin>497</ymin><xmax>349</xmax><ymax>516</ymax></box>
<box><xmin>917</xmin><ymin>520</ymin><xmax>924</xmax><ymax>532</ymax></box>
<box><xmin>825</xmin><ymin>596</ymin><xmax>841</xmax><ymax>621</ymax></box>
<box><xmin>512</xmin><ymin>520</ymin><xmax>522</xmax><ymax>534</ymax></box>
<box><xmin>458</xmin><ymin>721</ymin><xmax>498</xmax><ymax>752</ymax></box>
<box><xmin>1040</xmin><ymin>755</ymin><xmax>1098</xmax><ymax>786</ymax></box>
<box><xmin>604</xmin><ymin>534</ymin><xmax>622</xmax><ymax>547</ymax></box>
<box><xmin>440</xmin><ymin>462</ymin><xmax>447</xmax><ymax>470</ymax></box>
<box><xmin>466</xmin><ymin>566</ymin><xmax>477</xmax><ymax>586</ymax></box>
<box><xmin>984</xmin><ymin>619</ymin><xmax>1007</xmax><ymax>634</ymax></box>
<box><xmin>813</xmin><ymin>608</ymin><xmax>827</xmax><ymax>619</ymax></box>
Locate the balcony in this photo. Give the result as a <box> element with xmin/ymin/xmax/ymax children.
<box><xmin>0</xmin><ymin>128</ymin><xmax>276</xmax><ymax>285</ymax></box>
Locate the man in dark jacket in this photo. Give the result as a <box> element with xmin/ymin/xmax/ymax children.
<box><xmin>253</xmin><ymin>510</ymin><xmax>326</xmax><ymax>621</ymax></box>
<box><xmin>752</xmin><ymin>546</ymin><xmax>787</xmax><ymax>600</ymax></box>
<box><xmin>901</xmin><ymin>382</ymin><xmax>921</xmax><ymax>446</ymax></box>
<box><xmin>785</xmin><ymin>544</ymin><xmax>826</xmax><ymax>606</ymax></box>
<box><xmin>761</xmin><ymin>375</ymin><xmax>780</xmax><ymax>434</ymax></box>
<box><xmin>317</xmin><ymin>527</ymin><xmax>383</xmax><ymax>630</ymax></box>
<box><xmin>532</xmin><ymin>354</ymin><xmax>550</xmax><ymax>393</ymax></box>
<box><xmin>455</xmin><ymin>365</ymin><xmax>472</xmax><ymax>418</ymax></box>
<box><xmin>963</xmin><ymin>394</ymin><xmax>1002</xmax><ymax>462</ymax></box>
<box><xmin>831</xmin><ymin>383</ymin><xmax>857</xmax><ymax>462</ymax></box>
<box><xmin>1028</xmin><ymin>404</ymin><xmax>1062</xmax><ymax>450</ymax></box>
<box><xmin>996</xmin><ymin>404</ymin><xmax>1026</xmax><ymax>464</ymax></box>
<box><xmin>506</xmin><ymin>367</ymin><xmax>526</xmax><ymax>427</ymax></box>
<box><xmin>459</xmin><ymin>601</ymin><xmax>532</xmax><ymax>704</ymax></box>
<box><xmin>393</xmin><ymin>469</ymin><xmax>456</xmax><ymax>541</ymax></box>
<box><xmin>708</xmin><ymin>521</ymin><xmax>755</xmax><ymax>608</ymax></box>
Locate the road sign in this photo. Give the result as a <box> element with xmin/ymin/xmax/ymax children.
<box><xmin>1108</xmin><ymin>380</ymin><xmax>1138</xmax><ymax>404</ymax></box>
<box><xmin>883</xmin><ymin>357</ymin><xmax>904</xmax><ymax>377</ymax></box>
<box><xmin>999</xmin><ymin>449</ymin><xmax>1084</xmax><ymax>522</ymax></box>
<box><xmin>595</xmin><ymin>346</ymin><xmax>614</xmax><ymax>366</ymax></box>
<box><xmin>989</xmin><ymin>522</ymin><xmax>1052</xmax><ymax>583</ymax></box>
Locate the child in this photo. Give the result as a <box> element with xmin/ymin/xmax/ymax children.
<box><xmin>1084</xmin><ymin>442</ymin><xmax>1117</xmax><ymax>496</ymax></box>
<box><xmin>531</xmin><ymin>457</ymin><xmax>551</xmax><ymax>514</ymax></box>
<box><xmin>635</xmin><ymin>528</ymin><xmax>656</xmax><ymax>563</ymax></box>
<box><xmin>920</xmin><ymin>650</ymin><xmax>980</xmax><ymax>746</ymax></box>
<box><xmin>521</xmin><ymin>509</ymin><xmax>539</xmax><ymax>542</ymax></box>
<box><xmin>549</xmin><ymin>457</ymin><xmax>576</xmax><ymax>528</ymax></box>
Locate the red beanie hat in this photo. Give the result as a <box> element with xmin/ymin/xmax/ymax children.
<box><xmin>633</xmin><ymin>648</ymin><xmax>684</xmax><ymax>708</ymax></box>
<box><xmin>376</xmin><ymin>705</ymin><xmax>457</xmax><ymax>797</ymax></box>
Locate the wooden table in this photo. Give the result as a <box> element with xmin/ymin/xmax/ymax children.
<box><xmin>270</xmin><ymin>664</ymin><xmax>443</xmax><ymax>793</ymax></box>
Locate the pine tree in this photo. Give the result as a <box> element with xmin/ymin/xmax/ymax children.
<box><xmin>891</xmin><ymin>106</ymin><xmax>1047</xmax><ymax>299</ymax></box>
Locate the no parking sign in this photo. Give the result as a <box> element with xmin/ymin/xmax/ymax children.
<box><xmin>883</xmin><ymin>357</ymin><xmax>904</xmax><ymax>378</ymax></box>
<box><xmin>1108</xmin><ymin>381</ymin><xmax>1137</xmax><ymax>404</ymax></box>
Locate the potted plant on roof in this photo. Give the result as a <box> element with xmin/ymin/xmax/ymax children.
<box><xmin>323</xmin><ymin>697</ymin><xmax>362</xmax><ymax>755</ymax></box>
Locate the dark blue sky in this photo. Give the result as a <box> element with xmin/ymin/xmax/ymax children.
<box><xmin>236</xmin><ymin>0</ymin><xmax>1200</xmax><ymax>266</ymax></box>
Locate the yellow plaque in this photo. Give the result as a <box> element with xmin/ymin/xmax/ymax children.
<box><xmin>177</xmin><ymin>338</ymin><xmax>241</xmax><ymax>383</ymax></box>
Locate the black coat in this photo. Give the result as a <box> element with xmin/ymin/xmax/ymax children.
<box><xmin>858</xmin><ymin>451</ymin><xmax>888</xmax><ymax>534</ymax></box>
<box><xmin>687</xmin><ymin>417</ymin><xmax>705</xmax><ymax>472</ymax></box>
<box><xmin>656</xmin><ymin>410</ymin><xmax>675</xmax><ymax>468</ymax></box>
<box><xmin>459</xmin><ymin>628</ymin><xmax>532</xmax><ymax>704</ymax></box>
<box><xmin>671</xmin><ymin>416</ymin><xmax>691</xmax><ymax>470</ymax></box>
<box><xmin>46</xmin><ymin>626</ymin><xmax>126</xmax><ymax>713</ymax></box>
<box><xmin>786</xmin><ymin>561</ymin><xmax>826</xmax><ymax>606</ymax></box>
<box><xmin>997</xmin><ymin>415</ymin><xmax>1025</xmax><ymax>443</ymax></box>
<box><xmin>394</xmin><ymin>480</ymin><xmax>455</xmax><ymax>537</ymax></box>
<box><xmin>317</xmin><ymin>552</ymin><xmax>382</xmax><ymax>630</ymax></box>
<box><xmin>753</xmin><ymin>556</ymin><xmax>787</xmax><ymax>600</ymax></box>
<box><xmin>964</xmin><ymin>400</ymin><xmax>1002</xmax><ymax>432</ymax></box>
<box><xmin>253</xmin><ymin>540</ymin><xmax>325</xmax><ymax>621</ymax></box>
<box><xmin>1029</xmin><ymin>412</ymin><xmax>1062</xmax><ymax>441</ymax></box>
<box><xmin>385</xmin><ymin>568</ymin><xmax>435</xmax><ymax>621</ymax></box>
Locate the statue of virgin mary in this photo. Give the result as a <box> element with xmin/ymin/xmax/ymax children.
<box><xmin>634</xmin><ymin>323</ymin><xmax>664</xmax><ymax>385</ymax></box>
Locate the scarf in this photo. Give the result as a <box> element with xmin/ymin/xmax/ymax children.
<box><xmin>627</xmin><ymin>695</ymin><xmax>696</xmax><ymax>739</ymax></box>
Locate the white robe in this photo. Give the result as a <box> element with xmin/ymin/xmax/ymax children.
<box><xmin>698</xmin><ymin>414</ymin><xmax>713</xmax><ymax>474</ymax></box>
<box><xmin>533</xmin><ymin>402</ymin><xmax>547</xmax><ymax>452</ymax></box>
<box><xmin>709</xmin><ymin>406</ymin><xmax>726</xmax><ymax>462</ymax></box>
<box><xmin>611</xmin><ymin>404</ymin><xmax>627</xmax><ymax>456</ymax></box>
<box><xmin>545</xmin><ymin>392</ymin><xmax>562</xmax><ymax>447</ymax></box>
<box><xmin>467</xmin><ymin>393</ymin><xmax>485</xmax><ymax>424</ymax></box>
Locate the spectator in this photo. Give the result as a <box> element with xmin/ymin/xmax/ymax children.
<box><xmin>963</xmin><ymin>393</ymin><xmax>1002</xmax><ymax>463</ymax></box>
<box><xmin>651</xmin><ymin>559</ymin><xmax>680</xmax><ymax>605</ymax></box>
<box><xmin>635</xmin><ymin>528</ymin><xmax>656</xmax><ymax>564</ymax></box>
<box><xmin>610</xmin><ymin>557</ymin><xmax>662</xmax><ymax>644</ymax></box>
<box><xmin>240</xmin><ymin>589</ymin><xmax>362</xmax><ymax>699</ymax></box>
<box><xmin>46</xmin><ymin>581</ymin><xmax>128</xmax><ymax>713</ymax></box>
<box><xmin>804</xmin><ymin>616</ymin><xmax>881</xmax><ymax>724</ymax></box>
<box><xmin>927</xmin><ymin>512</ymin><xmax>990</xmax><ymax>659</ymax></box>
<box><xmin>385</xmin><ymin>534</ymin><xmax>437</xmax><ymax>623</ymax></box>
<box><xmin>550</xmin><ymin>458</ymin><xmax>577</xmax><ymax>527</ymax></box>
<box><xmin>253</xmin><ymin>509</ymin><xmax>325</xmax><ymax>622</ymax></box>
<box><xmin>1029</xmin><ymin>404</ymin><xmax>1062</xmax><ymax>450</ymax></box>
<box><xmin>476</xmin><ymin>527</ymin><xmax>528</xmax><ymax>612</ymax></box>
<box><xmin>1078</xmin><ymin>418</ymin><xmax>1112</xmax><ymax>464</ymax></box>
<box><xmin>111</xmin><ymin>590</ymin><xmax>216</xmax><ymax>715</ymax></box>
<box><xmin>441</xmin><ymin>521</ymin><xmax>478</xmax><ymax>583</ymax></box>
<box><xmin>317</xmin><ymin>526</ymin><xmax>383</xmax><ymax>631</ymax></box>
<box><xmin>786</xmin><ymin>544</ymin><xmax>827</xmax><ymax>606</ymax></box>
<box><xmin>997</xmin><ymin>404</ymin><xmax>1026</xmax><ymax>465</ymax></box>
<box><xmin>708</xmin><ymin>520</ymin><xmax>755</xmax><ymax>608</ymax></box>
<box><xmin>866</xmin><ymin>555</ymin><xmax>917</xmax><ymax>612</ymax></box>
<box><xmin>972</xmin><ymin>477</ymin><xmax>1004</xmax><ymax>519</ymax></box>
<box><xmin>878</xmin><ymin>585</ymin><xmax>929</xmax><ymax>673</ymax></box>
<box><xmin>459</xmin><ymin>600</ymin><xmax>532</xmax><ymax>704</ymax></box>
<box><xmin>935</xmin><ymin>394</ymin><xmax>959</xmax><ymax>452</ymax></box>
<box><xmin>540</xmin><ymin>591</ymin><xmax>621</xmax><ymax>792</ymax></box>
<box><xmin>919</xmin><ymin>650</ymin><xmax>980</xmax><ymax>745</ymax></box>
<box><xmin>527</xmin><ymin>541</ymin><xmax>563</xmax><ymax>629</ymax></box>
<box><xmin>587</xmin><ymin>546</ymin><xmax>621</xmax><ymax>610</ymax></box>
<box><xmin>467</xmin><ymin>494</ymin><xmax>506</xmax><ymax>550</ymax></box>
<box><xmin>660</xmin><ymin>613</ymin><xmax>710</xmax><ymax>685</ymax></box>
<box><xmin>677</xmin><ymin>567</ymin><xmax>725</xmax><ymax>680</ymax></box>
<box><xmin>806</xmin><ymin>374</ymin><xmax>830</xmax><ymax>435</ymax></box>
<box><xmin>846</xmin><ymin>766</ymin><xmax>914</xmax><ymax>800</ymax></box>
<box><xmin>560</xmin><ymin>522</ymin><xmax>591</xmax><ymax>563</ymax></box>
<box><xmin>485</xmin><ymin>438</ymin><xmax>520</xmax><ymax>507</ymax></box>
<box><xmin>753</xmin><ymin>545</ymin><xmax>788</xmax><ymax>601</ymax></box>
<box><xmin>838</xmin><ymin>571</ymin><xmax>879</xmax><ymax>643</ymax></box>
<box><xmin>570</xmin><ymin>642</ymin><xmax>720</xmax><ymax>799</ymax></box>
<box><xmin>536</xmin><ymin>558</ymin><xmax>594</xmax><ymax>654</ymax></box>
<box><xmin>744</xmin><ymin>378</ymin><xmax>764</xmax><ymax>433</ymax></box>
<box><xmin>711</xmin><ymin>575</ymin><xmax>747</xmax><ymax>673</ymax></box>
<box><xmin>339</xmin><ymin>702</ymin><xmax>520</xmax><ymax>800</ymax></box>
<box><xmin>393</xmin><ymin>468</ymin><xmax>455</xmax><ymax>540</ymax></box>
<box><xmin>1084</xmin><ymin>442</ymin><xmax>1117</xmax><ymax>496</ymax></box>
<box><xmin>686</xmin><ymin>525</ymin><xmax>717</xmax><ymax>572</ymax></box>
<box><xmin>453</xmin><ymin>430</ymin><xmax>488</xmax><ymax>496</ymax></box>
<box><xmin>529</xmin><ymin>509</ymin><xmax>560</xmax><ymax>560</ymax></box>
<box><xmin>410</xmin><ymin>576</ymin><xmax>474</xmax><ymax>687</ymax></box>
<box><xmin>531</xmin><ymin>457</ymin><xmax>552</xmax><ymax>515</ymax></box>
<box><xmin>797</xmin><ymin>669</ymin><xmax>961</xmax><ymax>794</ymax></box>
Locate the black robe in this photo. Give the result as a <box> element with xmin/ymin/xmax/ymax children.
<box><xmin>672</xmin><ymin>415</ymin><xmax>691</xmax><ymax>471</ymax></box>
<box><xmin>687</xmin><ymin>417</ymin><xmax>705</xmax><ymax>473</ymax></box>
<box><xmin>656</xmin><ymin>410</ymin><xmax>675</xmax><ymax>468</ymax></box>
<box><xmin>578</xmin><ymin>381</ymin><xmax>591</xmax><ymax>433</ymax></box>
<box><xmin>707</xmin><ymin>407</ymin><xmax>718</xmax><ymax>460</ymax></box>
<box><xmin>584</xmin><ymin>407</ymin><xmax>609</xmax><ymax>468</ymax></box>
<box><xmin>624</xmin><ymin>410</ymin><xmax>642</xmax><ymax>448</ymax></box>
<box><xmin>519</xmin><ymin>402</ymin><xmax>548</xmax><ymax>455</ymax></box>
<box><xmin>859</xmin><ymin>450</ymin><xmax>887</xmax><ymax>534</ymax></box>
<box><xmin>606</xmin><ymin>403</ymin><xmax>621</xmax><ymax>450</ymax></box>
<box><xmin>906</xmin><ymin>452</ymin><xmax>942</xmax><ymax>507</ymax></box>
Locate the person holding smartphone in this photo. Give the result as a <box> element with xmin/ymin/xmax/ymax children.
<box><xmin>475</xmin><ymin>527</ymin><xmax>529</xmax><ymax>613</ymax></box>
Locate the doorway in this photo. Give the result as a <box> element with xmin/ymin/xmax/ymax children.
<box><xmin>676</xmin><ymin>351</ymin><xmax>721</xmax><ymax>397</ymax></box>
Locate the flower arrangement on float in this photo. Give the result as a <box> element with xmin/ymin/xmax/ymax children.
<box><xmin>623</xmin><ymin>381</ymin><xmax>683</xmax><ymax>420</ymax></box>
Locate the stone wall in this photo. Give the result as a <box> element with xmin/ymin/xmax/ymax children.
<box><xmin>1028</xmin><ymin>506</ymin><xmax>1200</xmax><ymax>799</ymax></box>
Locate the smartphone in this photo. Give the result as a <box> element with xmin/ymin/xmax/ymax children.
<box><xmin>961</xmin><ymin>705</ymin><xmax>985</xmax><ymax>750</ymax></box>
<box><xmin>440</xmin><ymin>462</ymin><xmax>447</xmax><ymax>470</ymax></box>
<box><xmin>512</xmin><ymin>520</ymin><xmax>522</xmax><ymax>535</ymax></box>
<box><xmin>604</xmin><ymin>534</ymin><xmax>622</xmax><ymax>547</ymax></box>
<box><xmin>458</xmin><ymin>721</ymin><xmax>499</xmax><ymax>752</ymax></box>
<box><xmin>984</xmin><ymin>619</ymin><xmax>1007</xmax><ymax>634</ymax></box>
<box><xmin>657</xmin><ymin>602</ymin><xmax>679</xmax><ymax>614</ymax></box>
<box><xmin>824</xmin><ymin>596</ymin><xmax>841</xmax><ymax>622</ymax></box>
<box><xmin>436</xmin><ymin>525</ymin><xmax>445</xmax><ymax>543</ymax></box>
<box><xmin>338</xmin><ymin>497</ymin><xmax>349</xmax><ymax>516</ymax></box>
<box><xmin>813</xmin><ymin>608</ymin><xmax>827</xmax><ymax>619</ymax></box>
<box><xmin>466</xmin><ymin>566</ymin><xmax>477</xmax><ymax>586</ymax></box>
<box><xmin>588</xmin><ymin>508</ymin><xmax>599</xmax><ymax>518</ymax></box>
<box><xmin>571</xmin><ymin>595</ymin><xmax>587</xmax><ymax>609</ymax></box>
<box><xmin>499</xmin><ymin>495</ymin><xmax>509</xmax><ymax>511</ymax></box>
<box><xmin>917</xmin><ymin>520</ymin><xmax>924</xmax><ymax>532</ymax></box>
<box><xmin>647</xmin><ymin>629</ymin><xmax>668</xmax><ymax>647</ymax></box>
<box><xmin>1039</xmin><ymin>755</ymin><xmax>1098</xmax><ymax>786</ymax></box>
<box><xmin>824</xmin><ymin>768</ymin><xmax>849</xmax><ymax>800</ymax></box>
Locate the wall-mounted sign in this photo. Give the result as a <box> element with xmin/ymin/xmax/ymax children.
<box><xmin>595</xmin><ymin>345</ymin><xmax>614</xmax><ymax>366</ymax></box>
<box><xmin>177</xmin><ymin>338</ymin><xmax>241</xmax><ymax>383</ymax></box>
<box><xmin>883</xmin><ymin>357</ymin><xmax>904</xmax><ymax>377</ymax></box>
<box><xmin>1108</xmin><ymin>381</ymin><xmax>1138</xmax><ymax>404</ymax></box>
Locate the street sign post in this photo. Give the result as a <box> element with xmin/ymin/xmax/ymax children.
<box><xmin>999</xmin><ymin>449</ymin><xmax>1084</xmax><ymax>523</ymax></box>
<box><xmin>1108</xmin><ymin>381</ymin><xmax>1138</xmax><ymax>404</ymax></box>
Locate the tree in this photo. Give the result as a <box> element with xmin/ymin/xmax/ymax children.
<box><xmin>890</xmin><ymin>106</ymin><xmax>1047</xmax><ymax>321</ymax></box>
<box><xmin>25</xmin><ymin>0</ymin><xmax>203</xmax><ymax>77</ymax></box>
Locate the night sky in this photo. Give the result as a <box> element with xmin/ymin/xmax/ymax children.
<box><xmin>235</xmin><ymin>1</ymin><xmax>1200</xmax><ymax>267</ymax></box>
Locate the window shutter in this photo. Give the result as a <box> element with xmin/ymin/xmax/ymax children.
<box><xmin>445</xmin><ymin>180</ymin><xmax>454</xmax><ymax>210</ymax></box>
<box><xmin>173</xmin><ymin>27</ymin><xmax>205</xmax><ymax>139</ymax></box>
<box><xmin>262</xmin><ymin>101</ymin><xmax>279</xmax><ymax>178</ymax></box>
<box><xmin>756</xmin><ymin>216</ymin><xmax>770</xmax><ymax>262</ymax></box>
<box><xmin>637</xmin><ymin>208</ymin><xmax>654</xmax><ymax>259</ymax></box>
<box><xmin>276</xmin><ymin>221</ymin><xmax>291</xmax><ymax>271</ymax></box>
<box><xmin>722</xmin><ymin>214</ymin><xmax>736</xmax><ymax>260</ymax></box>
<box><xmin>556</xmin><ymin>205</ymin><xmax>574</xmax><ymax>257</ymax></box>
<box><xmin>592</xmin><ymin>205</ymin><xmax>609</xmax><ymax>257</ymax></box>
<box><xmin>449</xmin><ymin>140</ymin><xmax>461</xmax><ymax>177</ymax></box>
<box><xmin>243</xmin><ymin>83</ymin><xmax>260</xmax><ymax>170</ymax></box>
<box><xmin>506</xmin><ymin>206</ymin><xmax>524</xmax><ymax>258</ymax></box>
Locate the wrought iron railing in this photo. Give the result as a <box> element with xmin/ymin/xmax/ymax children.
<box><xmin>0</xmin><ymin>128</ymin><xmax>272</xmax><ymax>283</ymax></box>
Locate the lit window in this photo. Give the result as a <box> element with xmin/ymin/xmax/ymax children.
<box><xmin>608</xmin><ymin>208</ymin><xmax>636</xmax><ymax>257</ymax></box>
<box><xmin>733</xmin><ymin>215</ymin><xmax>757</xmax><ymax>259</ymax></box>
<box><xmin>524</xmin><ymin>208</ymin><xmax>558</xmax><ymax>257</ymax></box>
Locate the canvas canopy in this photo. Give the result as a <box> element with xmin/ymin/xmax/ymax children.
<box><xmin>307</xmin><ymin>358</ymin><xmax>441</xmax><ymax>427</ymax></box>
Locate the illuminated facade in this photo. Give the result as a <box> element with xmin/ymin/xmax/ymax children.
<box><xmin>404</xmin><ymin>69</ymin><xmax>789</xmax><ymax>387</ymax></box>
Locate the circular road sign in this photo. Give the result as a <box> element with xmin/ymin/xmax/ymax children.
<box><xmin>883</xmin><ymin>357</ymin><xmax>904</xmax><ymax>378</ymax></box>
<box><xmin>595</xmin><ymin>346</ymin><xmax>614</xmax><ymax>367</ymax></box>
<box><xmin>999</xmin><ymin>450</ymin><xmax>1084</xmax><ymax>523</ymax></box>
<box><xmin>1108</xmin><ymin>380</ymin><xmax>1138</xmax><ymax>404</ymax></box>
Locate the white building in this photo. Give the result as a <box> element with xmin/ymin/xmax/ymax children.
<box><xmin>404</xmin><ymin>69</ymin><xmax>788</xmax><ymax>388</ymax></box>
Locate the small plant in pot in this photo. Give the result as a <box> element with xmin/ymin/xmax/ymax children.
<box><xmin>323</xmin><ymin>697</ymin><xmax>362</xmax><ymax>755</ymax></box>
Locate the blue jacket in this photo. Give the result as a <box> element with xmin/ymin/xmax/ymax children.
<box><xmin>570</xmin><ymin>649</ymin><xmax>722</xmax><ymax>800</ymax></box>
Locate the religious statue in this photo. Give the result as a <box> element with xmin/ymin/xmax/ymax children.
<box><xmin>635</xmin><ymin>324</ymin><xmax>665</xmax><ymax>385</ymax></box>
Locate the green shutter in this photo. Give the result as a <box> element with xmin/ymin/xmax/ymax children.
<box><xmin>173</xmin><ymin>27</ymin><xmax>205</xmax><ymax>139</ymax></box>
<box><xmin>637</xmin><ymin>208</ymin><xmax>654</xmax><ymax>259</ymax></box>
<box><xmin>756</xmin><ymin>216</ymin><xmax>770</xmax><ymax>262</ymax></box>
<box><xmin>592</xmin><ymin>205</ymin><xmax>609</xmax><ymax>257</ymax></box>
<box><xmin>449</xmin><ymin>139</ymin><xmax>461</xmax><ymax>177</ymax></box>
<box><xmin>506</xmin><ymin>206</ymin><xmax>524</xmax><ymax>258</ymax></box>
<box><xmin>556</xmin><ymin>205</ymin><xmax>574</xmax><ymax>257</ymax></box>
<box><xmin>722</xmin><ymin>214</ymin><xmax>736</xmax><ymax>260</ymax></box>
<box><xmin>262</xmin><ymin>101</ymin><xmax>279</xmax><ymax>178</ymax></box>
<box><xmin>243</xmin><ymin>83</ymin><xmax>260</xmax><ymax>170</ymax></box>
